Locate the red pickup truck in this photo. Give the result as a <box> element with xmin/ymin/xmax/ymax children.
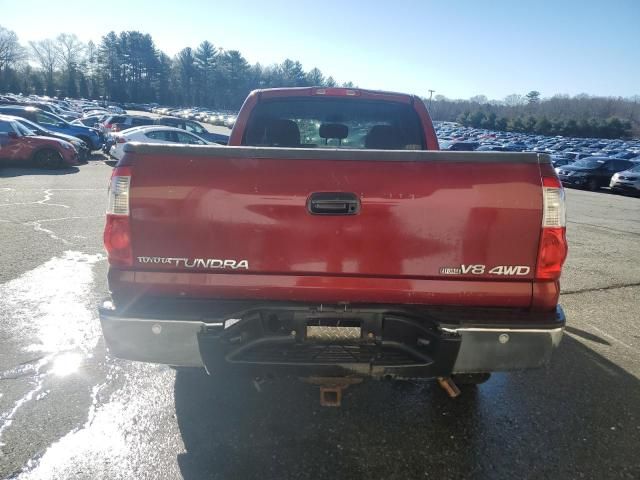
<box><xmin>99</xmin><ymin>87</ymin><xmax>567</xmax><ymax>398</ymax></box>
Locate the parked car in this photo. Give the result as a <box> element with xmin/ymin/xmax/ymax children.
<box><xmin>81</xmin><ymin>105</ymin><xmax>105</xmax><ymax>113</ymax></box>
<box><xmin>502</xmin><ymin>142</ymin><xmax>529</xmax><ymax>151</ymax></box>
<box><xmin>154</xmin><ymin>116</ymin><xmax>229</xmax><ymax>144</ymax></box>
<box><xmin>71</xmin><ymin>114</ymin><xmax>109</xmax><ymax>131</ymax></box>
<box><xmin>106</xmin><ymin>105</ymin><xmax>126</xmax><ymax>114</ymax></box>
<box><xmin>0</xmin><ymin>115</ymin><xmax>79</xmax><ymax>169</ymax></box>
<box><xmin>0</xmin><ymin>106</ymin><xmax>103</xmax><ymax>151</ymax></box>
<box><xmin>446</xmin><ymin>141</ymin><xmax>479</xmax><ymax>151</ymax></box>
<box><xmin>476</xmin><ymin>145</ymin><xmax>508</xmax><ymax>152</ymax></box>
<box><xmin>109</xmin><ymin>125</ymin><xmax>209</xmax><ymax>160</ymax></box>
<box><xmin>610</xmin><ymin>164</ymin><xmax>640</xmax><ymax>196</ymax></box>
<box><xmin>551</xmin><ymin>156</ymin><xmax>575</xmax><ymax>168</ymax></box>
<box><xmin>611</xmin><ymin>151</ymin><xmax>639</xmax><ymax>160</ymax></box>
<box><xmin>101</xmin><ymin>115</ymin><xmax>156</xmax><ymax>152</ymax></box>
<box><xmin>82</xmin><ymin>109</ymin><xmax>110</xmax><ymax>118</ymax></box>
<box><xmin>23</xmin><ymin>102</ymin><xmax>80</xmax><ymax>121</ymax></box>
<box><xmin>103</xmin><ymin>115</ymin><xmax>155</xmax><ymax>132</ymax></box>
<box><xmin>10</xmin><ymin>116</ymin><xmax>90</xmax><ymax>162</ymax></box>
<box><xmin>563</xmin><ymin>151</ymin><xmax>594</xmax><ymax>161</ymax></box>
<box><xmin>556</xmin><ymin>157</ymin><xmax>635</xmax><ymax>191</ymax></box>
<box><xmin>49</xmin><ymin>104</ymin><xmax>82</xmax><ymax>120</ymax></box>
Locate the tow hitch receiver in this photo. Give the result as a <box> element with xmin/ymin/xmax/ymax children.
<box><xmin>303</xmin><ymin>377</ymin><xmax>363</xmax><ymax>407</ymax></box>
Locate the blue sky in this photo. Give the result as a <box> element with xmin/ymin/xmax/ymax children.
<box><xmin>1</xmin><ymin>0</ymin><xmax>638</xmax><ymax>99</ymax></box>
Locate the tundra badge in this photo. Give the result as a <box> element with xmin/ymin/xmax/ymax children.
<box><xmin>137</xmin><ymin>257</ymin><xmax>249</xmax><ymax>270</ymax></box>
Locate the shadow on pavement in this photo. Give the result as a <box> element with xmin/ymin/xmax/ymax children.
<box><xmin>564</xmin><ymin>326</ymin><xmax>611</xmax><ymax>345</ymax></box>
<box><xmin>175</xmin><ymin>336</ymin><xmax>640</xmax><ymax>480</ymax></box>
<box><xmin>0</xmin><ymin>166</ymin><xmax>80</xmax><ymax>178</ymax></box>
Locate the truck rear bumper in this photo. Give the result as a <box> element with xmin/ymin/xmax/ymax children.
<box><xmin>443</xmin><ymin>325</ymin><xmax>563</xmax><ymax>373</ymax></box>
<box><xmin>99</xmin><ymin>302</ymin><xmax>565</xmax><ymax>377</ymax></box>
<box><xmin>99</xmin><ymin>313</ymin><xmax>206</xmax><ymax>367</ymax></box>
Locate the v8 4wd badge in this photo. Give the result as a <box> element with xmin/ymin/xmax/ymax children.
<box><xmin>439</xmin><ymin>265</ymin><xmax>531</xmax><ymax>276</ymax></box>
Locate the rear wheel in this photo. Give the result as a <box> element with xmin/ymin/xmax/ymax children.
<box><xmin>452</xmin><ymin>373</ymin><xmax>491</xmax><ymax>385</ymax></box>
<box><xmin>587</xmin><ymin>178</ymin><xmax>599</xmax><ymax>191</ymax></box>
<box><xmin>33</xmin><ymin>149</ymin><xmax>64</xmax><ymax>169</ymax></box>
<box><xmin>77</xmin><ymin>136</ymin><xmax>93</xmax><ymax>152</ymax></box>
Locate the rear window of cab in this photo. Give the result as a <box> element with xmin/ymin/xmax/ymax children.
<box><xmin>242</xmin><ymin>97</ymin><xmax>425</xmax><ymax>150</ymax></box>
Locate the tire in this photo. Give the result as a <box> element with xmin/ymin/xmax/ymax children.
<box><xmin>452</xmin><ymin>373</ymin><xmax>491</xmax><ymax>385</ymax></box>
<box><xmin>77</xmin><ymin>136</ymin><xmax>93</xmax><ymax>152</ymax></box>
<box><xmin>33</xmin><ymin>149</ymin><xmax>64</xmax><ymax>169</ymax></box>
<box><xmin>587</xmin><ymin>178</ymin><xmax>599</xmax><ymax>191</ymax></box>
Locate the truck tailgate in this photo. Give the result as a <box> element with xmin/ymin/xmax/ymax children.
<box><xmin>121</xmin><ymin>145</ymin><xmax>544</xmax><ymax>305</ymax></box>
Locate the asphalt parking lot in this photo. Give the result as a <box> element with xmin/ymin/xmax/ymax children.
<box><xmin>0</xmin><ymin>159</ymin><xmax>639</xmax><ymax>479</ymax></box>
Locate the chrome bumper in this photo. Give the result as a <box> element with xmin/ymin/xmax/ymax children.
<box><xmin>99</xmin><ymin>313</ymin><xmax>208</xmax><ymax>367</ymax></box>
<box><xmin>99</xmin><ymin>303</ymin><xmax>564</xmax><ymax>372</ymax></box>
<box><xmin>446</xmin><ymin>326</ymin><xmax>563</xmax><ymax>373</ymax></box>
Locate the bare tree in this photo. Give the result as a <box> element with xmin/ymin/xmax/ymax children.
<box><xmin>30</xmin><ymin>39</ymin><xmax>59</xmax><ymax>95</ymax></box>
<box><xmin>54</xmin><ymin>33</ymin><xmax>85</xmax><ymax>96</ymax></box>
<box><xmin>55</xmin><ymin>34</ymin><xmax>85</xmax><ymax>67</ymax></box>
<box><xmin>469</xmin><ymin>95</ymin><xmax>488</xmax><ymax>104</ymax></box>
<box><xmin>504</xmin><ymin>94</ymin><xmax>525</xmax><ymax>107</ymax></box>
<box><xmin>0</xmin><ymin>26</ymin><xmax>26</xmax><ymax>89</ymax></box>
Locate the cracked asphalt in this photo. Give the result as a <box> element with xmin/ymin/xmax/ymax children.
<box><xmin>0</xmin><ymin>159</ymin><xmax>639</xmax><ymax>480</ymax></box>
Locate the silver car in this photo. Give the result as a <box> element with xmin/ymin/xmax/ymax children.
<box><xmin>610</xmin><ymin>163</ymin><xmax>640</xmax><ymax>195</ymax></box>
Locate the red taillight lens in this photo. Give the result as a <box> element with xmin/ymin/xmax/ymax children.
<box><xmin>536</xmin><ymin>175</ymin><xmax>568</xmax><ymax>280</ymax></box>
<box><xmin>104</xmin><ymin>167</ymin><xmax>132</xmax><ymax>267</ymax></box>
<box><xmin>104</xmin><ymin>216</ymin><xmax>132</xmax><ymax>267</ymax></box>
<box><xmin>116</xmin><ymin>136</ymin><xmax>126</xmax><ymax>143</ymax></box>
<box><xmin>536</xmin><ymin>227</ymin><xmax>567</xmax><ymax>280</ymax></box>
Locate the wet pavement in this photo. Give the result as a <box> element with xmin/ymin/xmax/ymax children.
<box><xmin>1</xmin><ymin>160</ymin><xmax>639</xmax><ymax>479</ymax></box>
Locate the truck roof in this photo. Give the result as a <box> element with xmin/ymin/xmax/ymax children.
<box><xmin>252</xmin><ymin>87</ymin><xmax>416</xmax><ymax>104</ymax></box>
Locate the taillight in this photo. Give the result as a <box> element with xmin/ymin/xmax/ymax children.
<box><xmin>104</xmin><ymin>167</ymin><xmax>132</xmax><ymax>267</ymax></box>
<box><xmin>536</xmin><ymin>176</ymin><xmax>568</xmax><ymax>280</ymax></box>
<box><xmin>116</xmin><ymin>136</ymin><xmax>127</xmax><ymax>144</ymax></box>
<box><xmin>105</xmin><ymin>123</ymin><xmax>112</xmax><ymax>130</ymax></box>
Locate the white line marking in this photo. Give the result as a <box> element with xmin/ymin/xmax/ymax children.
<box><xmin>0</xmin><ymin>216</ymin><xmax>103</xmax><ymax>244</ymax></box>
<box><xmin>587</xmin><ymin>324</ymin><xmax>638</xmax><ymax>352</ymax></box>
<box><xmin>0</xmin><ymin>188</ymin><xmax>102</xmax><ymax>208</ymax></box>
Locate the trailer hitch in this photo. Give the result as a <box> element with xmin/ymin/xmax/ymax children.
<box><xmin>302</xmin><ymin>377</ymin><xmax>363</xmax><ymax>407</ymax></box>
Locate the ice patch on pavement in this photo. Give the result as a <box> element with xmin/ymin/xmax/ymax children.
<box><xmin>13</xmin><ymin>363</ymin><xmax>177</xmax><ymax>480</ymax></box>
<box><xmin>0</xmin><ymin>250</ymin><xmax>104</xmax><ymax>355</ymax></box>
<box><xmin>16</xmin><ymin>393</ymin><xmax>135</xmax><ymax>479</ymax></box>
<box><xmin>0</xmin><ymin>251</ymin><xmax>104</xmax><ymax>448</ymax></box>
<box><xmin>0</xmin><ymin>358</ymin><xmax>48</xmax><ymax>444</ymax></box>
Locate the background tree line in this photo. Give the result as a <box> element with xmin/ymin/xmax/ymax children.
<box><xmin>1</xmin><ymin>24</ymin><xmax>638</xmax><ymax>138</ymax></box>
<box><xmin>0</xmin><ymin>25</ymin><xmax>350</xmax><ymax>110</ymax></box>
<box><xmin>429</xmin><ymin>90</ymin><xmax>639</xmax><ymax>139</ymax></box>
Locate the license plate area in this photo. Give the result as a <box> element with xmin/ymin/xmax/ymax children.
<box><xmin>306</xmin><ymin>318</ymin><xmax>362</xmax><ymax>342</ymax></box>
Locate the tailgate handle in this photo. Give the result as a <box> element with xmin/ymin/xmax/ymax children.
<box><xmin>307</xmin><ymin>192</ymin><xmax>360</xmax><ymax>215</ymax></box>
